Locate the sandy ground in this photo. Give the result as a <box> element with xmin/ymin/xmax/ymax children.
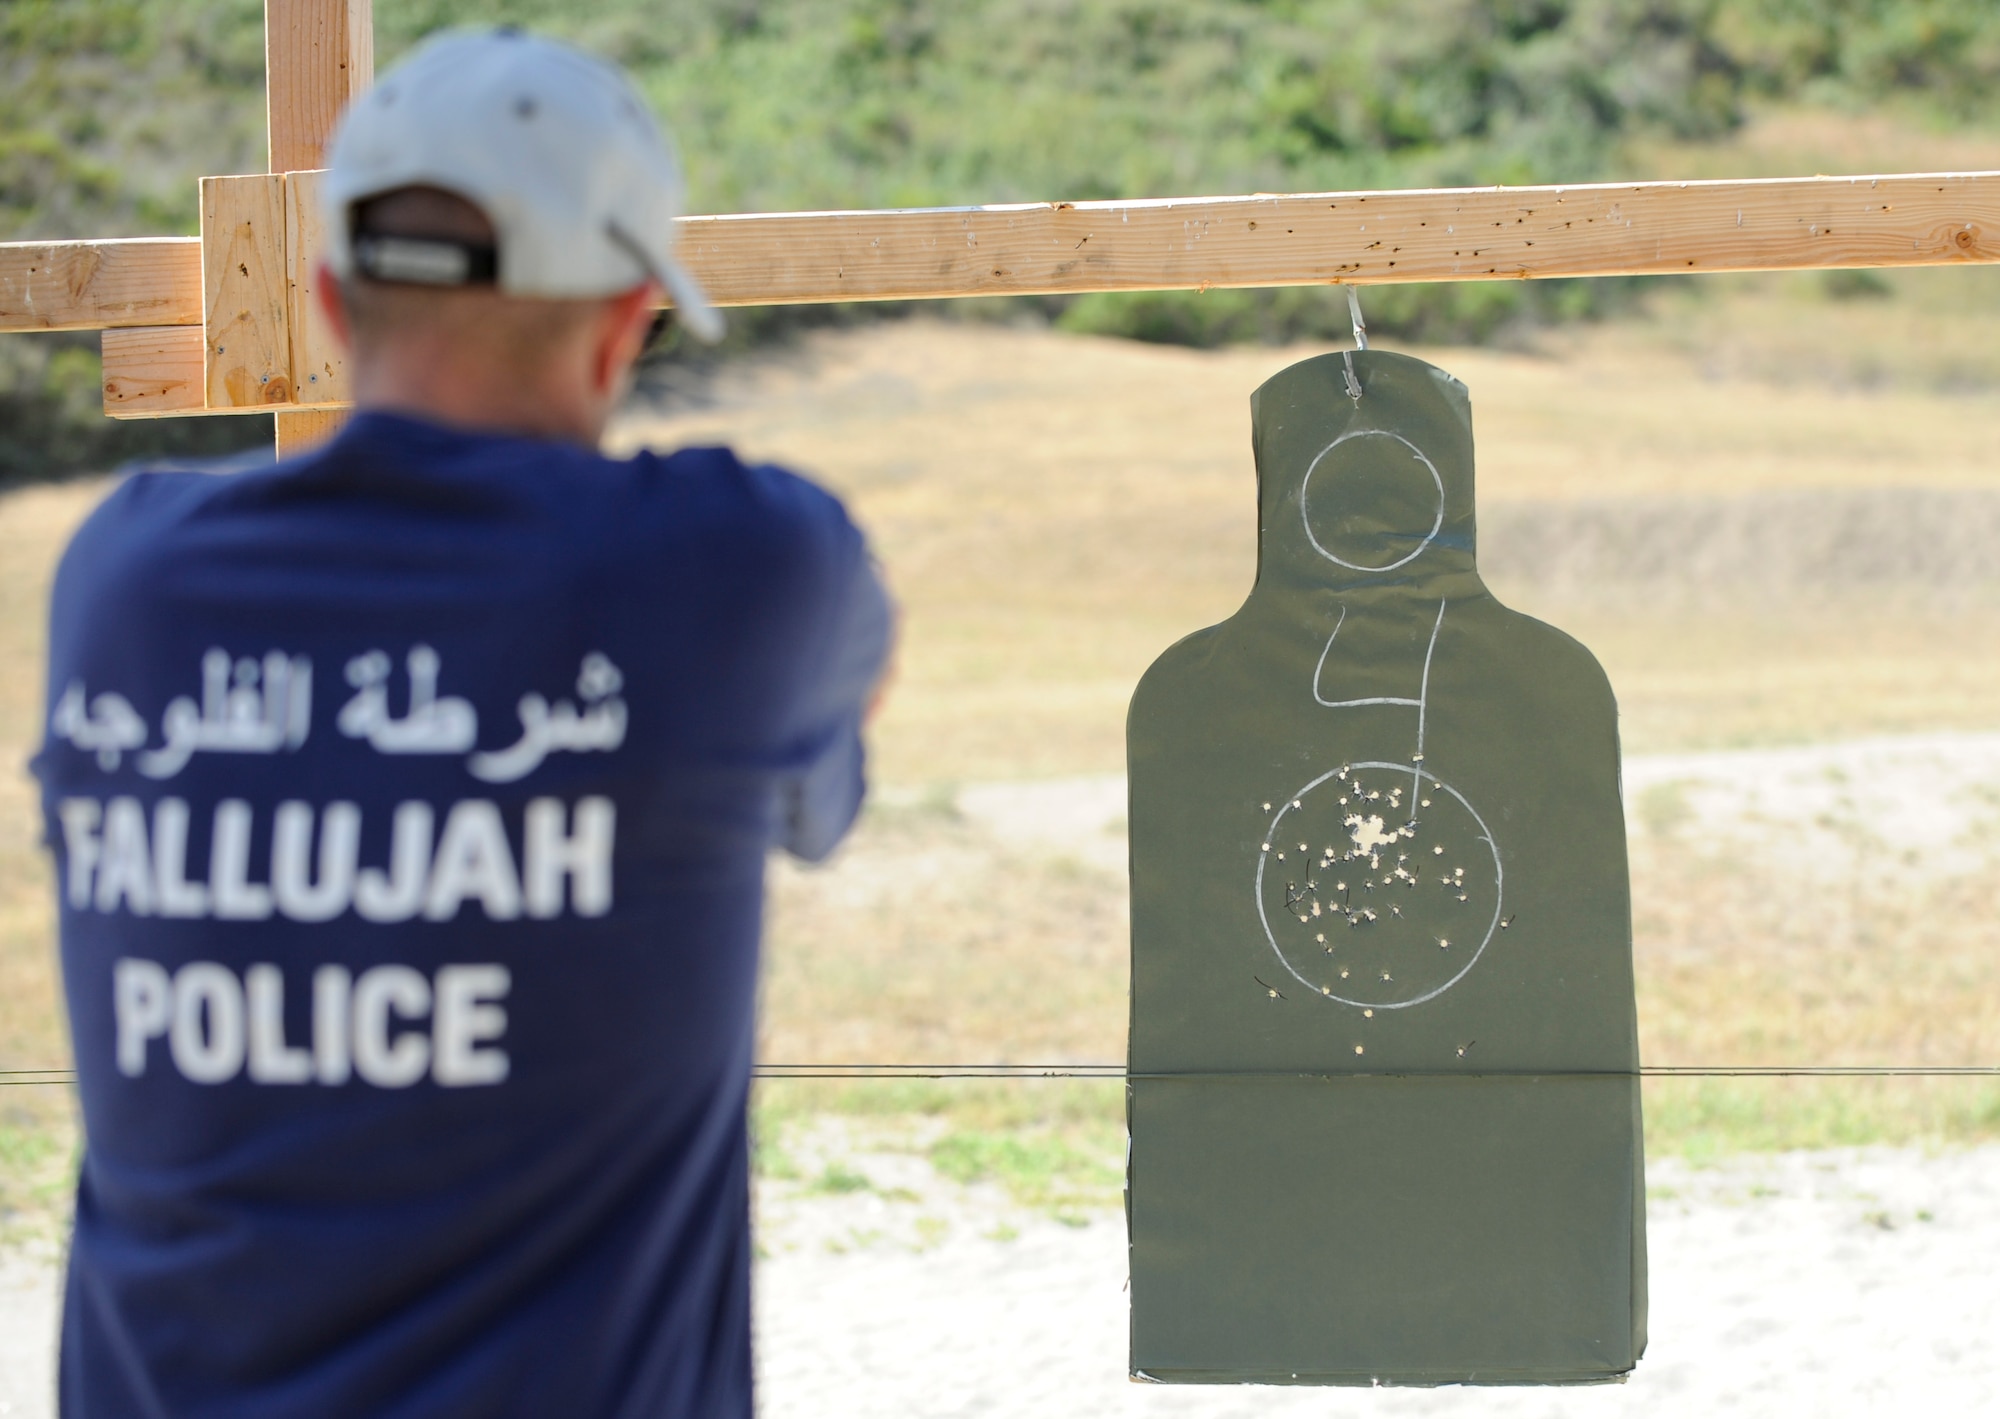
<box><xmin>4</xmin><ymin>733</ymin><xmax>1998</xmax><ymax>1414</ymax></box>
<box><xmin>3</xmin><ymin>1143</ymin><xmax>1995</xmax><ymax>1419</ymax></box>
<box><xmin>0</xmin><ymin>1245</ymin><xmax>57</xmax><ymax>1419</ymax></box>
<box><xmin>754</xmin><ymin>1140</ymin><xmax>2000</xmax><ymax>1419</ymax></box>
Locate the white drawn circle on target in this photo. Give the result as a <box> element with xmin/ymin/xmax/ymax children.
<box><xmin>1253</xmin><ymin>761</ymin><xmax>1503</xmax><ymax>1010</ymax></box>
<box><xmin>1300</xmin><ymin>430</ymin><xmax>1446</xmax><ymax>573</ymax></box>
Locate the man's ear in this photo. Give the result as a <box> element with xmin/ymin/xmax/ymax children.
<box><xmin>315</xmin><ymin>262</ymin><xmax>355</xmax><ymax>354</ymax></box>
<box><xmin>591</xmin><ymin>283</ymin><xmax>662</xmax><ymax>396</ymax></box>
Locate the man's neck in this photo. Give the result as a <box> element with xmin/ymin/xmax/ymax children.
<box><xmin>350</xmin><ymin>346</ymin><xmax>607</xmax><ymax>448</ymax></box>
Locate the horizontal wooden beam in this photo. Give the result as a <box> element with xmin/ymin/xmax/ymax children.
<box><xmin>102</xmin><ymin>325</ymin><xmax>323</xmax><ymax>419</ymax></box>
<box><xmin>75</xmin><ymin>167</ymin><xmax>2000</xmax><ymax>417</ymax></box>
<box><xmin>674</xmin><ymin>170</ymin><xmax>2000</xmax><ymax>305</ymax></box>
<box><xmin>102</xmin><ymin>326</ymin><xmax>215</xmax><ymax>418</ymax></box>
<box><xmin>0</xmin><ymin>238</ymin><xmax>202</xmax><ymax>332</ymax></box>
<box><xmin>46</xmin><ymin>169</ymin><xmax>2000</xmax><ymax>337</ymax></box>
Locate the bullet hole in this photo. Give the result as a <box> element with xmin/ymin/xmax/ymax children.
<box><xmin>1322</xmin><ymin>985</ymin><xmax>1332</xmax><ymax>995</ymax></box>
<box><xmin>1391</xmin><ymin>905</ymin><xmax>1402</xmax><ymax>917</ymax></box>
<box><xmin>1340</xmin><ymin>967</ymin><xmax>1350</xmax><ymax>978</ymax></box>
<box><xmin>1292</xmin><ymin>800</ymin><xmax>1302</xmax><ymax>809</ymax></box>
<box><xmin>1254</xmin><ymin>975</ymin><xmax>1284</xmax><ymax>1000</ymax></box>
<box><xmin>1315</xmin><ymin>932</ymin><xmax>1326</xmax><ymax>943</ymax></box>
<box><xmin>1298</xmin><ymin>842</ymin><xmax>1307</xmax><ymax>852</ymax></box>
<box><xmin>1421</xmin><ymin>798</ymin><xmax>1432</xmax><ymax>807</ymax></box>
<box><xmin>1261</xmin><ymin>842</ymin><xmax>1271</xmax><ymax>851</ymax></box>
<box><xmin>1362</xmin><ymin>1008</ymin><xmax>1374</xmax><ymax>1018</ymax></box>
<box><xmin>1380</xmin><ymin>970</ymin><xmax>1392</xmax><ymax>981</ymax></box>
<box><xmin>1261</xmin><ymin>801</ymin><xmax>1271</xmax><ymax>811</ymax></box>
<box><xmin>1277</xmin><ymin>852</ymin><xmax>1285</xmax><ymax>860</ymax></box>
<box><xmin>1433</xmin><ymin>845</ymin><xmax>1444</xmax><ymax>855</ymax></box>
<box><xmin>1455</xmin><ymin>1040</ymin><xmax>1475</xmax><ymax>1058</ymax></box>
<box><xmin>1458</xmin><ymin>893</ymin><xmax>1469</xmax><ymax>902</ymax></box>
<box><xmin>1412</xmin><ymin>753</ymin><xmax>1424</xmax><ymax>763</ymax></box>
<box><xmin>1438</xmin><ymin>937</ymin><xmax>1450</xmax><ymax>949</ymax></box>
<box><xmin>1500</xmin><ymin>914</ymin><xmax>1516</xmax><ymax>929</ymax></box>
<box><xmin>1354</xmin><ymin>1044</ymin><xmax>1365</xmax><ymax>1055</ymax></box>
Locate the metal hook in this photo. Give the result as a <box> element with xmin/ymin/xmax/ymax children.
<box><xmin>1341</xmin><ymin>285</ymin><xmax>1367</xmax><ymax>403</ymax></box>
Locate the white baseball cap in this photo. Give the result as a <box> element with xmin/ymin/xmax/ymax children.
<box><xmin>323</xmin><ymin>28</ymin><xmax>723</xmax><ymax>341</ymax></box>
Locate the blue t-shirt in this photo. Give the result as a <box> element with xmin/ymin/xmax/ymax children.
<box><xmin>31</xmin><ymin>412</ymin><xmax>890</xmax><ymax>1418</ymax></box>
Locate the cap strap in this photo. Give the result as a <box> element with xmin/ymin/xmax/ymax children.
<box><xmin>353</xmin><ymin>234</ymin><xmax>499</xmax><ymax>287</ymax></box>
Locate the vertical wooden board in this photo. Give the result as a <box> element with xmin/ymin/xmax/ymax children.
<box><xmin>266</xmin><ymin>0</ymin><xmax>375</xmax><ymax>173</ymax></box>
<box><xmin>286</xmin><ymin>170</ymin><xmax>347</xmax><ymax>404</ymax></box>
<box><xmin>276</xmin><ymin>408</ymin><xmax>347</xmax><ymax>455</ymax></box>
<box><xmin>203</xmin><ymin>174</ymin><xmax>293</xmax><ymax>409</ymax></box>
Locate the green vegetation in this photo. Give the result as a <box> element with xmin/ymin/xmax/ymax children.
<box><xmin>929</xmin><ymin>1128</ymin><xmax>1121</xmax><ymax>1218</ymax></box>
<box><xmin>0</xmin><ymin>1117</ymin><xmax>75</xmax><ymax>1246</ymax></box>
<box><xmin>747</xmin><ymin>1076</ymin><xmax>2000</xmax><ymax>1216</ymax></box>
<box><xmin>7</xmin><ymin>1</ymin><xmax>2000</xmax><ymax>468</ymax></box>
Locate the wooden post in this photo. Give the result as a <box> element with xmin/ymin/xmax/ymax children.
<box><xmin>266</xmin><ymin>0</ymin><xmax>372</xmax><ymax>457</ymax></box>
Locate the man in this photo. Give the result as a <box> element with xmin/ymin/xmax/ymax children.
<box><xmin>33</xmin><ymin>30</ymin><xmax>890</xmax><ymax>1417</ymax></box>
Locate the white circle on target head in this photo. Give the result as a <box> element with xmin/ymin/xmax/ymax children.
<box><xmin>1301</xmin><ymin>429</ymin><xmax>1446</xmax><ymax>573</ymax></box>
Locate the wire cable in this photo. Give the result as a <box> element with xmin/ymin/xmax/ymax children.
<box><xmin>7</xmin><ymin>1064</ymin><xmax>2000</xmax><ymax>1085</ymax></box>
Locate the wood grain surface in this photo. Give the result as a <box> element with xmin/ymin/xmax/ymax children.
<box><xmin>265</xmin><ymin>0</ymin><xmax>373</xmax><ymax>175</ymax></box>
<box><xmin>0</xmin><ymin>239</ymin><xmax>201</xmax><ymax>332</ymax></box>
<box><xmin>63</xmin><ymin>166</ymin><xmax>2000</xmax><ymax>421</ymax></box>
<box><xmin>202</xmin><ymin>173</ymin><xmax>294</xmax><ymax>409</ymax></box>
<box><xmin>672</xmin><ymin>171</ymin><xmax>2000</xmax><ymax>306</ymax></box>
<box><xmin>284</xmin><ymin>169</ymin><xmax>347</xmax><ymax>407</ymax></box>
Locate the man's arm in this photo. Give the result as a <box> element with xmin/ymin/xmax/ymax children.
<box><xmin>780</xmin><ymin>550</ymin><xmax>895</xmax><ymax>863</ymax></box>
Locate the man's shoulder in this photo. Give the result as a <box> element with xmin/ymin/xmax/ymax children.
<box><xmin>611</xmin><ymin>442</ymin><xmax>865</xmax><ymax>576</ymax></box>
<box><xmin>637</xmin><ymin>442</ymin><xmax>851</xmax><ymax>525</ymax></box>
<box><xmin>56</xmin><ymin>456</ymin><xmax>260</xmax><ymax>592</ymax></box>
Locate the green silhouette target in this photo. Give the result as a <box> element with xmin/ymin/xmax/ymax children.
<box><xmin>1127</xmin><ymin>349</ymin><xmax>1646</xmax><ymax>1386</ymax></box>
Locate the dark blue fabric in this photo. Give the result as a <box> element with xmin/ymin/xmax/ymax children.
<box><xmin>32</xmin><ymin>412</ymin><xmax>889</xmax><ymax>1418</ymax></box>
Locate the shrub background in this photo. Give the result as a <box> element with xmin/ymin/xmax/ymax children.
<box><xmin>7</xmin><ymin>0</ymin><xmax>2000</xmax><ymax>479</ymax></box>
